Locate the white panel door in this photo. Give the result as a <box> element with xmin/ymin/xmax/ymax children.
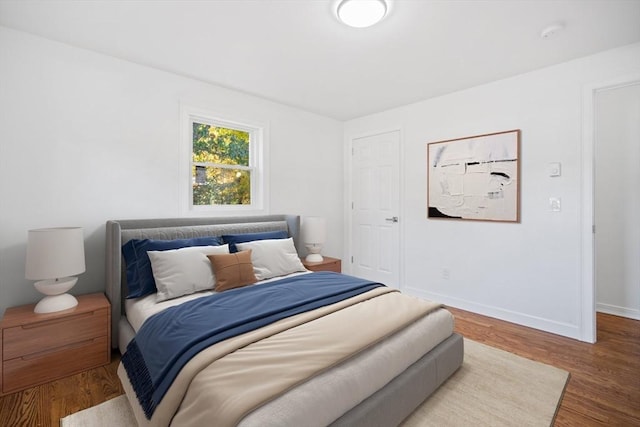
<box><xmin>351</xmin><ymin>130</ymin><xmax>400</xmax><ymax>287</ymax></box>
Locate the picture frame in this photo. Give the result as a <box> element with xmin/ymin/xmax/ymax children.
<box><xmin>427</xmin><ymin>129</ymin><xmax>521</xmax><ymax>222</ymax></box>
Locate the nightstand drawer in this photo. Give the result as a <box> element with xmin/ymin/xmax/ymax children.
<box><xmin>303</xmin><ymin>257</ymin><xmax>342</xmax><ymax>273</ymax></box>
<box><xmin>313</xmin><ymin>259</ymin><xmax>341</xmax><ymax>272</ymax></box>
<box><xmin>3</xmin><ymin>308</ymin><xmax>108</xmax><ymax>360</ymax></box>
<box><xmin>2</xmin><ymin>335</ymin><xmax>109</xmax><ymax>394</ymax></box>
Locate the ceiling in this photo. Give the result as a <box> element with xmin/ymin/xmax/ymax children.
<box><xmin>1</xmin><ymin>0</ymin><xmax>639</xmax><ymax>120</ymax></box>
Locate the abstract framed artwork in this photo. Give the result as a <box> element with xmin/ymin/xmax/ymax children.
<box><xmin>427</xmin><ymin>129</ymin><xmax>521</xmax><ymax>222</ymax></box>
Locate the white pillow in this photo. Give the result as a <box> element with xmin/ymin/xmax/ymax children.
<box><xmin>148</xmin><ymin>244</ymin><xmax>229</xmax><ymax>302</ymax></box>
<box><xmin>236</xmin><ymin>238</ymin><xmax>306</xmax><ymax>280</ymax></box>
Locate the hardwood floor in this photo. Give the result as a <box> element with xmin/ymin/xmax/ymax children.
<box><xmin>0</xmin><ymin>310</ymin><xmax>637</xmax><ymax>426</ymax></box>
<box><xmin>0</xmin><ymin>354</ymin><xmax>123</xmax><ymax>426</ymax></box>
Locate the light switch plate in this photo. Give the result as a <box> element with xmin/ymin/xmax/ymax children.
<box><xmin>548</xmin><ymin>162</ymin><xmax>561</xmax><ymax>177</ymax></box>
<box><xmin>549</xmin><ymin>197</ymin><xmax>561</xmax><ymax>212</ymax></box>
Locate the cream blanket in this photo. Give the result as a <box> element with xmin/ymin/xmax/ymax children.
<box><xmin>119</xmin><ymin>287</ymin><xmax>442</xmax><ymax>427</ymax></box>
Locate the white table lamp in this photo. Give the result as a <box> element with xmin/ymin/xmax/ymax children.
<box><xmin>25</xmin><ymin>227</ymin><xmax>86</xmax><ymax>313</ymax></box>
<box><xmin>303</xmin><ymin>217</ymin><xmax>327</xmax><ymax>263</ymax></box>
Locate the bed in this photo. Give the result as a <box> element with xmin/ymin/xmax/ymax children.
<box><xmin>105</xmin><ymin>214</ymin><xmax>463</xmax><ymax>427</ymax></box>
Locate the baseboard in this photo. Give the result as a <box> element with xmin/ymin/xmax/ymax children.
<box><xmin>405</xmin><ymin>287</ymin><xmax>583</xmax><ymax>341</ymax></box>
<box><xmin>596</xmin><ymin>303</ymin><xmax>640</xmax><ymax>320</ymax></box>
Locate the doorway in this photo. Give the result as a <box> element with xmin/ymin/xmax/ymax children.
<box><xmin>582</xmin><ymin>74</ymin><xmax>640</xmax><ymax>343</ymax></box>
<box><xmin>594</xmin><ymin>83</ymin><xmax>640</xmax><ymax>321</ymax></box>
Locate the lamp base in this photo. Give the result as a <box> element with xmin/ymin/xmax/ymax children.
<box><xmin>34</xmin><ymin>293</ymin><xmax>78</xmax><ymax>313</ymax></box>
<box><xmin>305</xmin><ymin>253</ymin><xmax>324</xmax><ymax>263</ymax></box>
<box><xmin>33</xmin><ymin>277</ymin><xmax>79</xmax><ymax>313</ymax></box>
<box><xmin>305</xmin><ymin>243</ymin><xmax>324</xmax><ymax>263</ymax></box>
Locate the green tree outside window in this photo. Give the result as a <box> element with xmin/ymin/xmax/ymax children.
<box><xmin>192</xmin><ymin>122</ymin><xmax>251</xmax><ymax>205</ymax></box>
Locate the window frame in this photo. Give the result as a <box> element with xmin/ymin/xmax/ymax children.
<box><xmin>180</xmin><ymin>105</ymin><xmax>268</xmax><ymax>214</ymax></box>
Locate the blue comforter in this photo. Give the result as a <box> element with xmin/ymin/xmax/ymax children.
<box><xmin>121</xmin><ymin>271</ymin><xmax>383</xmax><ymax>418</ymax></box>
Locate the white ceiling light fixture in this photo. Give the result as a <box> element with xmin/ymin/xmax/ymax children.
<box><xmin>337</xmin><ymin>0</ymin><xmax>388</xmax><ymax>28</ymax></box>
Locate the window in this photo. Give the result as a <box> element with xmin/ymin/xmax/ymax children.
<box><xmin>182</xmin><ymin>107</ymin><xmax>266</xmax><ymax>213</ymax></box>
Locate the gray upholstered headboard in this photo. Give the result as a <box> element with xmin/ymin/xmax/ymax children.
<box><xmin>105</xmin><ymin>215</ymin><xmax>301</xmax><ymax>349</ymax></box>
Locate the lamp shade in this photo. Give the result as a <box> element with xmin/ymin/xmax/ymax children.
<box><xmin>26</xmin><ymin>227</ymin><xmax>86</xmax><ymax>280</ymax></box>
<box><xmin>302</xmin><ymin>217</ymin><xmax>327</xmax><ymax>244</ymax></box>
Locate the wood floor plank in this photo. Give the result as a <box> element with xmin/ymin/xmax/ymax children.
<box><xmin>0</xmin><ymin>309</ymin><xmax>637</xmax><ymax>426</ymax></box>
<box><xmin>0</xmin><ymin>386</ymin><xmax>46</xmax><ymax>427</ymax></box>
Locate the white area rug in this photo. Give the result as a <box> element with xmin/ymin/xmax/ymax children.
<box><xmin>60</xmin><ymin>339</ymin><xmax>568</xmax><ymax>427</ymax></box>
<box><xmin>401</xmin><ymin>339</ymin><xmax>568</xmax><ymax>426</ymax></box>
<box><xmin>60</xmin><ymin>394</ymin><xmax>134</xmax><ymax>427</ymax></box>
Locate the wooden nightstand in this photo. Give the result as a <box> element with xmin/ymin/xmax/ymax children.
<box><xmin>302</xmin><ymin>256</ymin><xmax>342</xmax><ymax>273</ymax></box>
<box><xmin>0</xmin><ymin>293</ymin><xmax>111</xmax><ymax>396</ymax></box>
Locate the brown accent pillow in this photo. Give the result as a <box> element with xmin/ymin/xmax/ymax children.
<box><xmin>208</xmin><ymin>250</ymin><xmax>258</xmax><ymax>292</ymax></box>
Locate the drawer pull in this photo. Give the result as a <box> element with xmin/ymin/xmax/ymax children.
<box><xmin>20</xmin><ymin>338</ymin><xmax>98</xmax><ymax>360</ymax></box>
<box><xmin>21</xmin><ymin>312</ymin><xmax>95</xmax><ymax>329</ymax></box>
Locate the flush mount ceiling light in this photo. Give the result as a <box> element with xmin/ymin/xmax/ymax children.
<box><xmin>337</xmin><ymin>0</ymin><xmax>388</xmax><ymax>28</ymax></box>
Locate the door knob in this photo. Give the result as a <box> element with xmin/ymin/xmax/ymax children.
<box><xmin>385</xmin><ymin>216</ymin><xmax>399</xmax><ymax>223</ymax></box>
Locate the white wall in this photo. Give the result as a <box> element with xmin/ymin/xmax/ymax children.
<box><xmin>0</xmin><ymin>27</ymin><xmax>344</xmax><ymax>316</ymax></box>
<box><xmin>595</xmin><ymin>83</ymin><xmax>640</xmax><ymax>319</ymax></box>
<box><xmin>344</xmin><ymin>42</ymin><xmax>640</xmax><ymax>340</ymax></box>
